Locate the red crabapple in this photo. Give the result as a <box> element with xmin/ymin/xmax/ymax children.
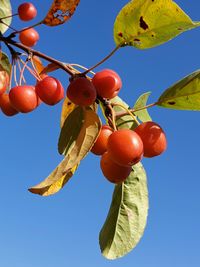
<box><xmin>67</xmin><ymin>77</ymin><xmax>97</xmax><ymax>106</ymax></box>
<box><xmin>107</xmin><ymin>129</ymin><xmax>144</xmax><ymax>167</ymax></box>
<box><xmin>0</xmin><ymin>94</ymin><xmax>18</xmax><ymax>116</ymax></box>
<box><xmin>134</xmin><ymin>121</ymin><xmax>167</xmax><ymax>157</ymax></box>
<box><xmin>18</xmin><ymin>2</ymin><xmax>37</xmax><ymax>21</ymax></box>
<box><xmin>35</xmin><ymin>76</ymin><xmax>64</xmax><ymax>105</ymax></box>
<box><xmin>19</xmin><ymin>28</ymin><xmax>39</xmax><ymax>47</ymax></box>
<box><xmin>100</xmin><ymin>152</ymin><xmax>132</xmax><ymax>184</ymax></box>
<box><xmin>92</xmin><ymin>69</ymin><xmax>122</xmax><ymax>99</ymax></box>
<box><xmin>9</xmin><ymin>85</ymin><xmax>39</xmax><ymax>113</ymax></box>
<box><xmin>91</xmin><ymin>125</ymin><xmax>113</xmax><ymax>155</ymax></box>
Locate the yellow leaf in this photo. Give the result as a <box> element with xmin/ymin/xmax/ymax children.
<box><xmin>28</xmin><ymin>163</ymin><xmax>77</xmax><ymax>196</ymax></box>
<box><xmin>114</xmin><ymin>0</ymin><xmax>200</xmax><ymax>49</ymax></box>
<box><xmin>29</xmin><ymin>108</ymin><xmax>101</xmax><ymax>196</ymax></box>
<box><xmin>60</xmin><ymin>97</ymin><xmax>77</xmax><ymax>128</ymax></box>
<box><xmin>43</xmin><ymin>0</ymin><xmax>80</xmax><ymax>26</ymax></box>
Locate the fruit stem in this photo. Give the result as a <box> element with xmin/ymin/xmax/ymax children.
<box><xmin>115</xmin><ymin>102</ymin><xmax>157</xmax><ymax>118</ymax></box>
<box><xmin>12</xmin><ymin>57</ymin><xmax>18</xmax><ymax>86</ymax></box>
<box><xmin>69</xmin><ymin>63</ymin><xmax>96</xmax><ymax>75</ymax></box>
<box><xmin>99</xmin><ymin>97</ymin><xmax>117</xmax><ymax>130</ymax></box>
<box><xmin>0</xmin><ymin>35</ymin><xmax>76</xmax><ymax>76</ymax></box>
<box><xmin>112</xmin><ymin>103</ymin><xmax>140</xmax><ymax>126</ymax></box>
<box><xmin>111</xmin><ymin>106</ymin><xmax>117</xmax><ymax>131</ymax></box>
<box><xmin>17</xmin><ymin>59</ymin><xmax>26</xmax><ymax>84</ymax></box>
<box><xmin>81</xmin><ymin>45</ymin><xmax>121</xmax><ymax>75</ymax></box>
<box><xmin>20</xmin><ymin>58</ymin><xmax>40</xmax><ymax>80</ymax></box>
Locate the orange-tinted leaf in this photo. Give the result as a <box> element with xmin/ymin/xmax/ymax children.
<box><xmin>32</xmin><ymin>56</ymin><xmax>45</xmax><ymax>74</ymax></box>
<box><xmin>43</xmin><ymin>0</ymin><xmax>80</xmax><ymax>26</ymax></box>
<box><xmin>40</xmin><ymin>62</ymin><xmax>60</xmax><ymax>75</ymax></box>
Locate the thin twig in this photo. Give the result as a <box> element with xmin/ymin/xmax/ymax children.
<box><xmin>81</xmin><ymin>45</ymin><xmax>121</xmax><ymax>75</ymax></box>
<box><xmin>115</xmin><ymin>102</ymin><xmax>157</xmax><ymax>118</ymax></box>
<box><xmin>12</xmin><ymin>21</ymin><xmax>43</xmax><ymax>35</ymax></box>
<box><xmin>0</xmin><ymin>20</ymin><xmax>17</xmax><ymax>32</ymax></box>
<box><xmin>0</xmin><ymin>13</ymin><xmax>18</xmax><ymax>20</ymax></box>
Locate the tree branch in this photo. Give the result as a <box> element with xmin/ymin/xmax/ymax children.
<box><xmin>0</xmin><ymin>35</ymin><xmax>75</xmax><ymax>76</ymax></box>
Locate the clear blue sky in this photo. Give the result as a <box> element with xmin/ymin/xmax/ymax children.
<box><xmin>1</xmin><ymin>1</ymin><xmax>200</xmax><ymax>266</ymax></box>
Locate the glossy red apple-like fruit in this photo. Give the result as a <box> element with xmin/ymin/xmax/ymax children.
<box><xmin>100</xmin><ymin>152</ymin><xmax>132</xmax><ymax>184</ymax></box>
<box><xmin>67</xmin><ymin>77</ymin><xmax>97</xmax><ymax>106</ymax></box>
<box><xmin>92</xmin><ymin>69</ymin><xmax>122</xmax><ymax>99</ymax></box>
<box><xmin>134</xmin><ymin>121</ymin><xmax>167</xmax><ymax>157</ymax></box>
<box><xmin>91</xmin><ymin>125</ymin><xmax>113</xmax><ymax>155</ymax></box>
<box><xmin>18</xmin><ymin>2</ymin><xmax>37</xmax><ymax>21</ymax></box>
<box><xmin>19</xmin><ymin>28</ymin><xmax>39</xmax><ymax>47</ymax></box>
<box><xmin>107</xmin><ymin>129</ymin><xmax>144</xmax><ymax>167</ymax></box>
<box><xmin>35</xmin><ymin>76</ymin><xmax>64</xmax><ymax>105</ymax></box>
<box><xmin>0</xmin><ymin>94</ymin><xmax>18</xmax><ymax>116</ymax></box>
<box><xmin>9</xmin><ymin>85</ymin><xmax>39</xmax><ymax>113</ymax></box>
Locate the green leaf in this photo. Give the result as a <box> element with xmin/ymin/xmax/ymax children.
<box><xmin>112</xmin><ymin>97</ymin><xmax>138</xmax><ymax>129</ymax></box>
<box><xmin>99</xmin><ymin>95</ymin><xmax>149</xmax><ymax>259</ymax></box>
<box><xmin>99</xmin><ymin>96</ymin><xmax>138</xmax><ymax>130</ymax></box>
<box><xmin>134</xmin><ymin>92</ymin><xmax>152</xmax><ymax>122</ymax></box>
<box><xmin>0</xmin><ymin>0</ymin><xmax>12</xmax><ymax>34</ymax></box>
<box><xmin>29</xmin><ymin>108</ymin><xmax>101</xmax><ymax>196</ymax></box>
<box><xmin>114</xmin><ymin>0</ymin><xmax>200</xmax><ymax>49</ymax></box>
<box><xmin>99</xmin><ymin>162</ymin><xmax>149</xmax><ymax>260</ymax></box>
<box><xmin>58</xmin><ymin>106</ymin><xmax>84</xmax><ymax>155</ymax></box>
<box><xmin>157</xmin><ymin>70</ymin><xmax>200</xmax><ymax>110</ymax></box>
<box><xmin>0</xmin><ymin>51</ymin><xmax>11</xmax><ymax>74</ymax></box>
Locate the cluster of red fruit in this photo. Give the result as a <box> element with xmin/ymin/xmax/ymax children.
<box><xmin>0</xmin><ymin>75</ymin><xmax>64</xmax><ymax>116</ymax></box>
<box><xmin>0</xmin><ymin>69</ymin><xmax>120</xmax><ymax>117</ymax></box>
<box><xmin>77</xmin><ymin>70</ymin><xmax>167</xmax><ymax>184</ymax></box>
<box><xmin>92</xmin><ymin>122</ymin><xmax>167</xmax><ymax>184</ymax></box>
<box><xmin>18</xmin><ymin>2</ymin><xmax>39</xmax><ymax>47</ymax></box>
<box><xmin>67</xmin><ymin>69</ymin><xmax>121</xmax><ymax>106</ymax></box>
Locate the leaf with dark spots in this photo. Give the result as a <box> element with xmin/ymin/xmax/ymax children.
<box><xmin>158</xmin><ymin>70</ymin><xmax>200</xmax><ymax>110</ymax></box>
<box><xmin>140</xmin><ymin>16</ymin><xmax>149</xmax><ymax>30</ymax></box>
<box><xmin>114</xmin><ymin>0</ymin><xmax>200</xmax><ymax>49</ymax></box>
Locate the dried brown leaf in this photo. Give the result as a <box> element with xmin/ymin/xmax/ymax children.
<box><xmin>43</xmin><ymin>0</ymin><xmax>80</xmax><ymax>26</ymax></box>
